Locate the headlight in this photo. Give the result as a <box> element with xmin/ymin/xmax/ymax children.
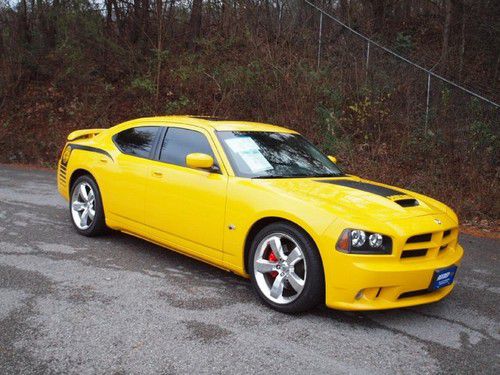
<box><xmin>336</xmin><ymin>229</ymin><xmax>392</xmax><ymax>254</ymax></box>
<box><xmin>368</xmin><ymin>233</ymin><xmax>383</xmax><ymax>248</ymax></box>
<box><xmin>351</xmin><ymin>230</ymin><xmax>366</xmax><ymax>247</ymax></box>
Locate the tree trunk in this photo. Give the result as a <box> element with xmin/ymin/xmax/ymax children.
<box><xmin>440</xmin><ymin>0</ymin><xmax>452</xmax><ymax>65</ymax></box>
<box><xmin>340</xmin><ymin>0</ymin><xmax>350</xmax><ymax>25</ymax></box>
<box><xmin>458</xmin><ymin>1</ymin><xmax>466</xmax><ymax>79</ymax></box>
<box><xmin>19</xmin><ymin>0</ymin><xmax>31</xmax><ymax>44</ymax></box>
<box><xmin>189</xmin><ymin>0</ymin><xmax>203</xmax><ymax>48</ymax></box>
<box><xmin>370</xmin><ymin>0</ymin><xmax>385</xmax><ymax>33</ymax></box>
<box><xmin>156</xmin><ymin>0</ymin><xmax>165</xmax><ymax>107</ymax></box>
<box><xmin>105</xmin><ymin>0</ymin><xmax>113</xmax><ymax>30</ymax></box>
<box><xmin>36</xmin><ymin>0</ymin><xmax>48</xmax><ymax>46</ymax></box>
<box><xmin>166</xmin><ymin>0</ymin><xmax>177</xmax><ymax>38</ymax></box>
<box><xmin>47</xmin><ymin>0</ymin><xmax>59</xmax><ymax>48</ymax></box>
<box><xmin>493</xmin><ymin>52</ymin><xmax>500</xmax><ymax>88</ymax></box>
<box><xmin>295</xmin><ymin>0</ymin><xmax>314</xmax><ymax>29</ymax></box>
<box><xmin>221</xmin><ymin>0</ymin><xmax>230</xmax><ymax>36</ymax></box>
<box><xmin>132</xmin><ymin>0</ymin><xmax>141</xmax><ymax>43</ymax></box>
<box><xmin>111</xmin><ymin>0</ymin><xmax>123</xmax><ymax>36</ymax></box>
<box><xmin>140</xmin><ymin>0</ymin><xmax>150</xmax><ymax>49</ymax></box>
<box><xmin>0</xmin><ymin>22</ymin><xmax>4</xmax><ymax>57</ymax></box>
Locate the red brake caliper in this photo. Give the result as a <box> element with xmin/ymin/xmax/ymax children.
<box><xmin>268</xmin><ymin>251</ymin><xmax>279</xmax><ymax>278</ymax></box>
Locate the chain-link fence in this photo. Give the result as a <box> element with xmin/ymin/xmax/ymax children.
<box><xmin>298</xmin><ymin>1</ymin><xmax>499</xmax><ymax>219</ymax></box>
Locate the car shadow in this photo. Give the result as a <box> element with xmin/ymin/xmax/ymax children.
<box><xmin>88</xmin><ymin>228</ymin><xmax>463</xmax><ymax>328</ymax></box>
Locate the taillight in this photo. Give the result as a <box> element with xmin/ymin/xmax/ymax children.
<box><xmin>61</xmin><ymin>145</ymin><xmax>72</xmax><ymax>165</ymax></box>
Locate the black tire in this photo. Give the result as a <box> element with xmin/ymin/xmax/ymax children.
<box><xmin>69</xmin><ymin>175</ymin><xmax>107</xmax><ymax>236</ymax></box>
<box><xmin>248</xmin><ymin>222</ymin><xmax>325</xmax><ymax>313</ymax></box>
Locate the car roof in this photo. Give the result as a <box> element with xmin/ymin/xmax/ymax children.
<box><xmin>118</xmin><ymin>115</ymin><xmax>298</xmax><ymax>134</ymax></box>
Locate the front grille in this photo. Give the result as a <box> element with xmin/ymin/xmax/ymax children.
<box><xmin>407</xmin><ymin>233</ymin><xmax>432</xmax><ymax>243</ymax></box>
<box><xmin>400</xmin><ymin>227</ymin><xmax>458</xmax><ymax>260</ymax></box>
<box><xmin>401</xmin><ymin>249</ymin><xmax>427</xmax><ymax>258</ymax></box>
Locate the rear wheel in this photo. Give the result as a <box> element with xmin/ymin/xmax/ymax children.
<box><xmin>248</xmin><ymin>222</ymin><xmax>324</xmax><ymax>313</ymax></box>
<box><xmin>70</xmin><ymin>175</ymin><xmax>106</xmax><ymax>236</ymax></box>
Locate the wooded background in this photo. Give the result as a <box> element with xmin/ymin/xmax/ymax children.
<box><xmin>0</xmin><ymin>0</ymin><xmax>498</xmax><ymax>224</ymax></box>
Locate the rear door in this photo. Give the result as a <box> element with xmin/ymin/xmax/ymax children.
<box><xmin>145</xmin><ymin>125</ymin><xmax>228</xmax><ymax>263</ymax></box>
<box><xmin>105</xmin><ymin>126</ymin><xmax>161</xmax><ymax>232</ymax></box>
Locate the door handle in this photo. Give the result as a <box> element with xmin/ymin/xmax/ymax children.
<box><xmin>99</xmin><ymin>157</ymin><xmax>108</xmax><ymax>163</ymax></box>
<box><xmin>152</xmin><ymin>171</ymin><xmax>163</xmax><ymax>178</ymax></box>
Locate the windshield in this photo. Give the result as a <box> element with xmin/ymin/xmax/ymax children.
<box><xmin>217</xmin><ymin>131</ymin><xmax>343</xmax><ymax>178</ymax></box>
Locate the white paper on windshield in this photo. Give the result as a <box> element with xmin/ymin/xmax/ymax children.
<box><xmin>225</xmin><ymin>137</ymin><xmax>273</xmax><ymax>173</ymax></box>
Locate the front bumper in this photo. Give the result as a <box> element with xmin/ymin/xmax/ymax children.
<box><xmin>321</xmin><ymin>213</ymin><xmax>464</xmax><ymax>310</ymax></box>
<box><xmin>325</xmin><ymin>244</ymin><xmax>463</xmax><ymax>310</ymax></box>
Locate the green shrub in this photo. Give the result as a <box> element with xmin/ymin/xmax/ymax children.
<box><xmin>130</xmin><ymin>77</ymin><xmax>156</xmax><ymax>94</ymax></box>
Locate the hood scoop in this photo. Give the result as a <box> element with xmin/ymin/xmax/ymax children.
<box><xmin>393</xmin><ymin>198</ymin><xmax>419</xmax><ymax>207</ymax></box>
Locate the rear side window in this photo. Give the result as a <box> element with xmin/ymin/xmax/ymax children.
<box><xmin>160</xmin><ymin>127</ymin><xmax>215</xmax><ymax>167</ymax></box>
<box><xmin>113</xmin><ymin>127</ymin><xmax>159</xmax><ymax>158</ymax></box>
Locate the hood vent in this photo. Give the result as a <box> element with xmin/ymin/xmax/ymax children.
<box><xmin>394</xmin><ymin>198</ymin><xmax>419</xmax><ymax>207</ymax></box>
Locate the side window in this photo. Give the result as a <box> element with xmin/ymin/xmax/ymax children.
<box><xmin>113</xmin><ymin>127</ymin><xmax>159</xmax><ymax>158</ymax></box>
<box><xmin>160</xmin><ymin>127</ymin><xmax>216</xmax><ymax>168</ymax></box>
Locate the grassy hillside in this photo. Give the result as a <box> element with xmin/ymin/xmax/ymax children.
<box><xmin>0</xmin><ymin>0</ymin><xmax>498</xmax><ymax>225</ymax></box>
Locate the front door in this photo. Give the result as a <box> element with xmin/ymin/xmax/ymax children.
<box><xmin>145</xmin><ymin>126</ymin><xmax>228</xmax><ymax>263</ymax></box>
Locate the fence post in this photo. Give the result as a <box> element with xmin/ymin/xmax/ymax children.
<box><xmin>317</xmin><ymin>12</ymin><xmax>323</xmax><ymax>70</ymax></box>
<box><xmin>366</xmin><ymin>41</ymin><xmax>370</xmax><ymax>70</ymax></box>
<box><xmin>425</xmin><ymin>73</ymin><xmax>431</xmax><ymax>131</ymax></box>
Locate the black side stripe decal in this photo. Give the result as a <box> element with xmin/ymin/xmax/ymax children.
<box><xmin>316</xmin><ymin>179</ymin><xmax>402</xmax><ymax>197</ymax></box>
<box><xmin>68</xmin><ymin>144</ymin><xmax>113</xmax><ymax>162</ymax></box>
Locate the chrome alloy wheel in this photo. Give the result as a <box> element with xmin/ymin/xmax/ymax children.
<box><xmin>253</xmin><ymin>233</ymin><xmax>307</xmax><ymax>304</ymax></box>
<box><xmin>71</xmin><ymin>182</ymin><xmax>96</xmax><ymax>230</ymax></box>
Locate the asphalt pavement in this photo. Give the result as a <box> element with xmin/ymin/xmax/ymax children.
<box><xmin>0</xmin><ymin>165</ymin><xmax>498</xmax><ymax>374</ymax></box>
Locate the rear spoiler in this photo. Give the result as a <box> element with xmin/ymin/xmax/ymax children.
<box><xmin>67</xmin><ymin>128</ymin><xmax>105</xmax><ymax>141</ymax></box>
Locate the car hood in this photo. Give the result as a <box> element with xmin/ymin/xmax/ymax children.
<box><xmin>250</xmin><ymin>176</ymin><xmax>445</xmax><ymax>221</ymax></box>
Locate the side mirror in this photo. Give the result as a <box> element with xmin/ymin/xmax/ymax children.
<box><xmin>328</xmin><ymin>155</ymin><xmax>337</xmax><ymax>163</ymax></box>
<box><xmin>186</xmin><ymin>153</ymin><xmax>214</xmax><ymax>170</ymax></box>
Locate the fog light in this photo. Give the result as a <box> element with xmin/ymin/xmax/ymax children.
<box><xmin>351</xmin><ymin>230</ymin><xmax>366</xmax><ymax>247</ymax></box>
<box><xmin>369</xmin><ymin>233</ymin><xmax>383</xmax><ymax>248</ymax></box>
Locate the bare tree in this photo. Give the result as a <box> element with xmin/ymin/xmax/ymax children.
<box><xmin>440</xmin><ymin>0</ymin><xmax>452</xmax><ymax>66</ymax></box>
<box><xmin>19</xmin><ymin>0</ymin><xmax>30</xmax><ymax>44</ymax></box>
<box><xmin>189</xmin><ymin>0</ymin><xmax>203</xmax><ymax>48</ymax></box>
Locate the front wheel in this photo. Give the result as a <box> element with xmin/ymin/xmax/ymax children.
<box><xmin>248</xmin><ymin>222</ymin><xmax>324</xmax><ymax>313</ymax></box>
<box><xmin>70</xmin><ymin>175</ymin><xmax>106</xmax><ymax>236</ymax></box>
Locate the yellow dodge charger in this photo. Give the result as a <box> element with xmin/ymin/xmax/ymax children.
<box><xmin>57</xmin><ymin>116</ymin><xmax>463</xmax><ymax>312</ymax></box>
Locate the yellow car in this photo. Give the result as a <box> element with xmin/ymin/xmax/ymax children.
<box><xmin>57</xmin><ymin>116</ymin><xmax>463</xmax><ymax>312</ymax></box>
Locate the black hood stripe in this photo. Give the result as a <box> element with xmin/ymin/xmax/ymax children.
<box><xmin>317</xmin><ymin>179</ymin><xmax>403</xmax><ymax>198</ymax></box>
